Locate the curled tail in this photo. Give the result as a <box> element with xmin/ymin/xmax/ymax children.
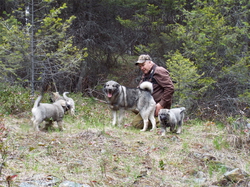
<box><xmin>33</xmin><ymin>95</ymin><xmax>42</xmax><ymax>108</ymax></box>
<box><xmin>180</xmin><ymin>107</ymin><xmax>186</xmax><ymax>114</ymax></box>
<box><xmin>139</xmin><ymin>81</ymin><xmax>153</xmax><ymax>94</ymax></box>
<box><xmin>63</xmin><ymin>92</ymin><xmax>70</xmax><ymax>100</ymax></box>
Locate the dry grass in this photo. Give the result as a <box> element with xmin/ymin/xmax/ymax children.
<box><xmin>0</xmin><ymin>97</ymin><xmax>249</xmax><ymax>187</ymax></box>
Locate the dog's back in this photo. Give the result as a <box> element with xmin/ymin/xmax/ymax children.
<box><xmin>170</xmin><ymin>107</ymin><xmax>186</xmax><ymax>121</ymax></box>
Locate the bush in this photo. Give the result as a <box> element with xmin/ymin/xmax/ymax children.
<box><xmin>0</xmin><ymin>83</ymin><xmax>32</xmax><ymax>115</ymax></box>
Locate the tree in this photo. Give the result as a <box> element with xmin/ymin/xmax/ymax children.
<box><xmin>166</xmin><ymin>51</ymin><xmax>210</xmax><ymax>108</ymax></box>
<box><xmin>162</xmin><ymin>0</ymin><xmax>250</xmax><ymax>118</ymax></box>
<box><xmin>0</xmin><ymin>1</ymin><xmax>87</xmax><ymax>93</ymax></box>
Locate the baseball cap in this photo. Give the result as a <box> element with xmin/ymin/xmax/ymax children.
<box><xmin>135</xmin><ymin>54</ymin><xmax>152</xmax><ymax>65</ymax></box>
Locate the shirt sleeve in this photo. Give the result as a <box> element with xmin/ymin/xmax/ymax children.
<box><xmin>154</xmin><ymin>67</ymin><xmax>174</xmax><ymax>108</ymax></box>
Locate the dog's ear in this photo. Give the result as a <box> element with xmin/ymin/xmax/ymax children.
<box><xmin>60</xmin><ymin>100</ymin><xmax>67</xmax><ymax>107</ymax></box>
<box><xmin>115</xmin><ymin>83</ymin><xmax>120</xmax><ymax>88</ymax></box>
<box><xmin>166</xmin><ymin>109</ymin><xmax>171</xmax><ymax>114</ymax></box>
<box><xmin>53</xmin><ymin>92</ymin><xmax>61</xmax><ymax>99</ymax></box>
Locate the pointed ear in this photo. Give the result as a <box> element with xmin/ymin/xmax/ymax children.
<box><xmin>60</xmin><ymin>100</ymin><xmax>67</xmax><ymax>107</ymax></box>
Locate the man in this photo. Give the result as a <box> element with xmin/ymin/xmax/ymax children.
<box><xmin>132</xmin><ymin>54</ymin><xmax>174</xmax><ymax>128</ymax></box>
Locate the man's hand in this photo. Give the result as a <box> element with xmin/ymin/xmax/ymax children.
<box><xmin>155</xmin><ymin>103</ymin><xmax>163</xmax><ymax>116</ymax></box>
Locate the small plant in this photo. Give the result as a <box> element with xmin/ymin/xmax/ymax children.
<box><xmin>182</xmin><ymin>142</ymin><xmax>190</xmax><ymax>152</ymax></box>
<box><xmin>207</xmin><ymin>161</ymin><xmax>227</xmax><ymax>178</ymax></box>
<box><xmin>158</xmin><ymin>160</ymin><xmax>165</xmax><ymax>170</ymax></box>
<box><xmin>213</xmin><ymin>135</ymin><xmax>229</xmax><ymax>150</ymax></box>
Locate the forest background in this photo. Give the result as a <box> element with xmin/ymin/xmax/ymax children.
<box><xmin>0</xmin><ymin>0</ymin><xmax>250</xmax><ymax>121</ymax></box>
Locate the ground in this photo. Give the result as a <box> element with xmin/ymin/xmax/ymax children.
<box><xmin>0</xmin><ymin>97</ymin><xmax>249</xmax><ymax>187</ymax></box>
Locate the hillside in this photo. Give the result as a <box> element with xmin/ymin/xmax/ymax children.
<box><xmin>0</xmin><ymin>96</ymin><xmax>249</xmax><ymax>187</ymax></box>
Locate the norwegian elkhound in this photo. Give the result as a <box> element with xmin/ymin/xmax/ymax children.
<box><xmin>103</xmin><ymin>80</ymin><xmax>156</xmax><ymax>131</ymax></box>
<box><xmin>31</xmin><ymin>95</ymin><xmax>68</xmax><ymax>131</ymax></box>
<box><xmin>63</xmin><ymin>92</ymin><xmax>75</xmax><ymax>116</ymax></box>
<box><xmin>51</xmin><ymin>92</ymin><xmax>75</xmax><ymax>116</ymax></box>
<box><xmin>158</xmin><ymin>107</ymin><xmax>186</xmax><ymax>136</ymax></box>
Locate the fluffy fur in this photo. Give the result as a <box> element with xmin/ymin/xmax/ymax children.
<box><xmin>31</xmin><ymin>95</ymin><xmax>67</xmax><ymax>131</ymax></box>
<box><xmin>51</xmin><ymin>92</ymin><xmax>75</xmax><ymax>116</ymax></box>
<box><xmin>158</xmin><ymin>107</ymin><xmax>186</xmax><ymax>136</ymax></box>
<box><xmin>51</xmin><ymin>92</ymin><xmax>64</xmax><ymax>102</ymax></box>
<box><xmin>63</xmin><ymin>92</ymin><xmax>75</xmax><ymax>116</ymax></box>
<box><xmin>103</xmin><ymin>80</ymin><xmax>156</xmax><ymax>131</ymax></box>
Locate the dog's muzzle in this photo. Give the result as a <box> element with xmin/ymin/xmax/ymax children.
<box><xmin>159</xmin><ymin>114</ymin><xmax>167</xmax><ymax>121</ymax></box>
<box><xmin>106</xmin><ymin>89</ymin><xmax>114</xmax><ymax>98</ymax></box>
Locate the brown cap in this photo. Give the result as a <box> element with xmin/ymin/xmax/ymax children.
<box><xmin>135</xmin><ymin>54</ymin><xmax>152</xmax><ymax>65</ymax></box>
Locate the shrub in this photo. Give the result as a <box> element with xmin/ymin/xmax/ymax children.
<box><xmin>0</xmin><ymin>83</ymin><xmax>31</xmax><ymax>115</ymax></box>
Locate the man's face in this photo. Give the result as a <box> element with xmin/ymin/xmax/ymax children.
<box><xmin>138</xmin><ymin>60</ymin><xmax>152</xmax><ymax>74</ymax></box>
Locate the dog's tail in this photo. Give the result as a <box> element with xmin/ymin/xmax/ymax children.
<box><xmin>33</xmin><ymin>95</ymin><xmax>42</xmax><ymax>108</ymax></box>
<box><xmin>63</xmin><ymin>92</ymin><xmax>70</xmax><ymax>100</ymax></box>
<box><xmin>180</xmin><ymin>107</ymin><xmax>186</xmax><ymax>114</ymax></box>
<box><xmin>139</xmin><ymin>81</ymin><xmax>153</xmax><ymax>94</ymax></box>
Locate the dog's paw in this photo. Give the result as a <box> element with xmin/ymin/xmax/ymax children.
<box><xmin>140</xmin><ymin>129</ymin><xmax>146</xmax><ymax>132</ymax></box>
<box><xmin>150</xmin><ymin>128</ymin><xmax>156</xmax><ymax>132</ymax></box>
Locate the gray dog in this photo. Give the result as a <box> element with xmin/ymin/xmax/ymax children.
<box><xmin>31</xmin><ymin>95</ymin><xmax>68</xmax><ymax>131</ymax></box>
<box><xmin>158</xmin><ymin>107</ymin><xmax>186</xmax><ymax>136</ymax></box>
<box><xmin>103</xmin><ymin>80</ymin><xmax>156</xmax><ymax>131</ymax></box>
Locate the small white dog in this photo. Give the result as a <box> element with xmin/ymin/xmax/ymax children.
<box><xmin>63</xmin><ymin>92</ymin><xmax>75</xmax><ymax>116</ymax></box>
<box><xmin>31</xmin><ymin>95</ymin><xmax>68</xmax><ymax>131</ymax></box>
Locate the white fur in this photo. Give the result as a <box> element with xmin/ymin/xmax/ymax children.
<box><xmin>63</xmin><ymin>92</ymin><xmax>75</xmax><ymax>116</ymax></box>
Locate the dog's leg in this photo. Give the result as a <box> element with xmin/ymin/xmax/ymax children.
<box><xmin>176</xmin><ymin>125</ymin><xmax>182</xmax><ymax>134</ymax></box>
<box><xmin>33</xmin><ymin>121</ymin><xmax>40</xmax><ymax>131</ymax></box>
<box><xmin>149</xmin><ymin>113</ymin><xmax>156</xmax><ymax>131</ymax></box>
<box><xmin>176</xmin><ymin>119</ymin><xmax>183</xmax><ymax>134</ymax></box>
<box><xmin>112</xmin><ymin>110</ymin><xmax>117</xmax><ymax>126</ymax></box>
<box><xmin>71</xmin><ymin>107</ymin><xmax>75</xmax><ymax>116</ymax></box>
<box><xmin>44</xmin><ymin>120</ymin><xmax>53</xmax><ymax>130</ymax></box>
<box><xmin>170</xmin><ymin>123</ymin><xmax>176</xmax><ymax>133</ymax></box>
<box><xmin>140</xmin><ymin>119</ymin><xmax>149</xmax><ymax>132</ymax></box>
<box><xmin>57</xmin><ymin>121</ymin><xmax>63</xmax><ymax>131</ymax></box>
<box><xmin>117</xmin><ymin>109</ymin><xmax>124</xmax><ymax>127</ymax></box>
<box><xmin>161</xmin><ymin>126</ymin><xmax>167</xmax><ymax>136</ymax></box>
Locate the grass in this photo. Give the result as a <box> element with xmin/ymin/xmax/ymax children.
<box><xmin>0</xmin><ymin>94</ymin><xmax>249</xmax><ymax>186</ymax></box>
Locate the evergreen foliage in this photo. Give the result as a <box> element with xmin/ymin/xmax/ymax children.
<box><xmin>162</xmin><ymin>0</ymin><xmax>250</xmax><ymax>118</ymax></box>
<box><xmin>0</xmin><ymin>2</ymin><xmax>86</xmax><ymax>92</ymax></box>
<box><xmin>0</xmin><ymin>0</ymin><xmax>249</xmax><ymax>119</ymax></box>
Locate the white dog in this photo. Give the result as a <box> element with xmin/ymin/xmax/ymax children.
<box><xmin>63</xmin><ymin>92</ymin><xmax>75</xmax><ymax>116</ymax></box>
<box><xmin>31</xmin><ymin>95</ymin><xmax>68</xmax><ymax>131</ymax></box>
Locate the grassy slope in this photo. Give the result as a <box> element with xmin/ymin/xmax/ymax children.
<box><xmin>1</xmin><ymin>96</ymin><xmax>249</xmax><ymax>187</ymax></box>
